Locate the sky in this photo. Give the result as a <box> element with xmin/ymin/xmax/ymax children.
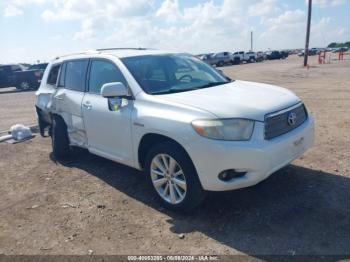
<box><xmin>0</xmin><ymin>0</ymin><xmax>349</xmax><ymax>63</ymax></box>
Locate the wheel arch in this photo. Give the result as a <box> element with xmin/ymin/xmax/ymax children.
<box><xmin>137</xmin><ymin>133</ymin><xmax>193</xmax><ymax>170</ymax></box>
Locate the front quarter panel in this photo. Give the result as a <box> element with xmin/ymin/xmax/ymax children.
<box><xmin>131</xmin><ymin>94</ymin><xmax>216</xmax><ymax>169</ymax></box>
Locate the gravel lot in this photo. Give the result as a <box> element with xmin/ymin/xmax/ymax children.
<box><xmin>0</xmin><ymin>55</ymin><xmax>349</xmax><ymax>256</ymax></box>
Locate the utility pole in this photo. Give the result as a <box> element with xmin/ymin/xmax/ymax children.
<box><xmin>251</xmin><ymin>31</ymin><xmax>253</xmax><ymax>51</ymax></box>
<box><xmin>304</xmin><ymin>0</ymin><xmax>312</xmax><ymax>67</ymax></box>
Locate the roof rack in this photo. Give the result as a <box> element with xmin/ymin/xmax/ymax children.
<box><xmin>96</xmin><ymin>47</ymin><xmax>150</xmax><ymax>51</ymax></box>
<box><xmin>55</xmin><ymin>50</ymin><xmax>98</xmax><ymax>60</ymax></box>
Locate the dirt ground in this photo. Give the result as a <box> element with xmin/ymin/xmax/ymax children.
<box><xmin>0</xmin><ymin>88</ymin><xmax>36</xmax><ymax>132</ymax></box>
<box><xmin>0</xmin><ymin>55</ymin><xmax>349</xmax><ymax>256</ymax></box>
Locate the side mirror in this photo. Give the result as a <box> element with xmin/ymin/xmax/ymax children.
<box><xmin>101</xmin><ymin>82</ymin><xmax>128</xmax><ymax>98</ymax></box>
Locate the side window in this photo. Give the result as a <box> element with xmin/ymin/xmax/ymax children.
<box><xmin>88</xmin><ymin>60</ymin><xmax>127</xmax><ymax>94</ymax></box>
<box><xmin>47</xmin><ymin>64</ymin><xmax>61</xmax><ymax>86</ymax></box>
<box><xmin>65</xmin><ymin>60</ymin><xmax>89</xmax><ymax>92</ymax></box>
<box><xmin>58</xmin><ymin>63</ymin><xmax>66</xmax><ymax>87</ymax></box>
<box><xmin>11</xmin><ymin>65</ymin><xmax>21</xmax><ymax>72</ymax></box>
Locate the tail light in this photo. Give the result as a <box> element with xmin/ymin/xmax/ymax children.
<box><xmin>34</xmin><ymin>71</ymin><xmax>43</xmax><ymax>78</ymax></box>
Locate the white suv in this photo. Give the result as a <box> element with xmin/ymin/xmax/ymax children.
<box><xmin>36</xmin><ymin>48</ymin><xmax>314</xmax><ymax>211</ymax></box>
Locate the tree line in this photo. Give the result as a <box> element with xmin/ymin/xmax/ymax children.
<box><xmin>328</xmin><ymin>42</ymin><xmax>350</xmax><ymax>48</ymax></box>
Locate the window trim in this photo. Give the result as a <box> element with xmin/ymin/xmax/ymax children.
<box><xmin>57</xmin><ymin>62</ymin><xmax>66</xmax><ymax>88</ymax></box>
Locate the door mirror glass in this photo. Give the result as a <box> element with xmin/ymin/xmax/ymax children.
<box><xmin>101</xmin><ymin>82</ymin><xmax>128</xmax><ymax>98</ymax></box>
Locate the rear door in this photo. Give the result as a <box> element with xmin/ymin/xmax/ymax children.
<box><xmin>53</xmin><ymin>59</ymin><xmax>89</xmax><ymax>147</ymax></box>
<box><xmin>82</xmin><ymin>58</ymin><xmax>134</xmax><ymax>166</ymax></box>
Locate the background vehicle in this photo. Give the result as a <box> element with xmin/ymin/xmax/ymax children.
<box><xmin>233</xmin><ymin>51</ymin><xmax>257</xmax><ymax>63</ymax></box>
<box><xmin>0</xmin><ymin>63</ymin><xmax>47</xmax><ymax>90</ymax></box>
<box><xmin>0</xmin><ymin>64</ymin><xmax>25</xmax><ymax>88</ymax></box>
<box><xmin>14</xmin><ymin>63</ymin><xmax>48</xmax><ymax>90</ymax></box>
<box><xmin>256</xmin><ymin>51</ymin><xmax>266</xmax><ymax>62</ymax></box>
<box><xmin>202</xmin><ymin>52</ymin><xmax>238</xmax><ymax>66</ymax></box>
<box><xmin>266</xmin><ymin>51</ymin><xmax>288</xmax><ymax>60</ymax></box>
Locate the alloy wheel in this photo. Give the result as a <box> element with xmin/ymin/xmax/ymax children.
<box><xmin>20</xmin><ymin>81</ymin><xmax>30</xmax><ymax>90</ymax></box>
<box><xmin>150</xmin><ymin>154</ymin><xmax>187</xmax><ymax>204</ymax></box>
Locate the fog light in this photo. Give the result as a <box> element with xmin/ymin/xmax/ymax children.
<box><xmin>218</xmin><ymin>169</ymin><xmax>246</xmax><ymax>182</ymax></box>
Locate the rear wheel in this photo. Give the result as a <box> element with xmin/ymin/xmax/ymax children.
<box><xmin>217</xmin><ymin>61</ymin><xmax>224</xmax><ymax>67</ymax></box>
<box><xmin>17</xmin><ymin>81</ymin><xmax>30</xmax><ymax>91</ymax></box>
<box><xmin>145</xmin><ymin>142</ymin><xmax>206</xmax><ymax>211</ymax></box>
<box><xmin>249</xmin><ymin>57</ymin><xmax>256</xmax><ymax>63</ymax></box>
<box><xmin>51</xmin><ymin>115</ymin><xmax>71</xmax><ymax>159</ymax></box>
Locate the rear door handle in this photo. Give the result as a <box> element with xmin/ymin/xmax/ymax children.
<box><xmin>83</xmin><ymin>101</ymin><xmax>92</xmax><ymax>110</ymax></box>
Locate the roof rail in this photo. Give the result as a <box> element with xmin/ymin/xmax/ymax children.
<box><xmin>96</xmin><ymin>47</ymin><xmax>150</xmax><ymax>51</ymax></box>
<box><xmin>55</xmin><ymin>50</ymin><xmax>98</xmax><ymax>60</ymax></box>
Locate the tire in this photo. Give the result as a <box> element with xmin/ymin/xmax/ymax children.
<box><xmin>217</xmin><ymin>61</ymin><xmax>224</xmax><ymax>67</ymax></box>
<box><xmin>38</xmin><ymin>115</ymin><xmax>47</xmax><ymax>137</ymax></box>
<box><xmin>249</xmin><ymin>57</ymin><xmax>256</xmax><ymax>63</ymax></box>
<box><xmin>18</xmin><ymin>81</ymin><xmax>30</xmax><ymax>91</ymax></box>
<box><xmin>232</xmin><ymin>57</ymin><xmax>240</xmax><ymax>65</ymax></box>
<box><xmin>145</xmin><ymin>141</ymin><xmax>206</xmax><ymax>212</ymax></box>
<box><xmin>51</xmin><ymin>115</ymin><xmax>71</xmax><ymax>159</ymax></box>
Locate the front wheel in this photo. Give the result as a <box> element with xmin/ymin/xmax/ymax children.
<box><xmin>145</xmin><ymin>142</ymin><xmax>206</xmax><ymax>212</ymax></box>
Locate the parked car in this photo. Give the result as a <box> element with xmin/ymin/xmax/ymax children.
<box><xmin>202</xmin><ymin>52</ymin><xmax>239</xmax><ymax>67</ymax></box>
<box><xmin>0</xmin><ymin>63</ymin><xmax>47</xmax><ymax>90</ymax></box>
<box><xmin>233</xmin><ymin>51</ymin><xmax>257</xmax><ymax>63</ymax></box>
<box><xmin>256</xmin><ymin>51</ymin><xmax>266</xmax><ymax>62</ymax></box>
<box><xmin>36</xmin><ymin>49</ymin><xmax>314</xmax><ymax>211</ymax></box>
<box><xmin>0</xmin><ymin>64</ymin><xmax>26</xmax><ymax>88</ymax></box>
<box><xmin>332</xmin><ymin>47</ymin><xmax>349</xmax><ymax>53</ymax></box>
<box><xmin>14</xmin><ymin>63</ymin><xmax>48</xmax><ymax>90</ymax></box>
<box><xmin>266</xmin><ymin>51</ymin><xmax>288</xmax><ymax>60</ymax></box>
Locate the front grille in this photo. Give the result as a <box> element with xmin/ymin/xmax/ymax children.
<box><xmin>264</xmin><ymin>103</ymin><xmax>308</xmax><ymax>140</ymax></box>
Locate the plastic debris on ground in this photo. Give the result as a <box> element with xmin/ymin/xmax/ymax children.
<box><xmin>0</xmin><ymin>124</ymin><xmax>35</xmax><ymax>144</ymax></box>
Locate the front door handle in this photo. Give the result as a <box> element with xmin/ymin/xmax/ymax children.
<box><xmin>54</xmin><ymin>96</ymin><xmax>64</xmax><ymax>101</ymax></box>
<box><xmin>83</xmin><ymin>101</ymin><xmax>92</xmax><ymax>110</ymax></box>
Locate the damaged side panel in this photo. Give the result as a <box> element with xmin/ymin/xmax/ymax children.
<box><xmin>51</xmin><ymin>88</ymin><xmax>88</xmax><ymax>148</ymax></box>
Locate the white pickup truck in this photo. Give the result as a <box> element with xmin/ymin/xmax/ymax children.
<box><xmin>233</xmin><ymin>51</ymin><xmax>257</xmax><ymax>63</ymax></box>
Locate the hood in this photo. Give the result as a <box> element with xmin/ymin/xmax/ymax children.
<box><xmin>157</xmin><ymin>80</ymin><xmax>301</xmax><ymax>121</ymax></box>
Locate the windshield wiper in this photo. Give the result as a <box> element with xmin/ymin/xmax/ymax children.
<box><xmin>195</xmin><ymin>81</ymin><xmax>230</xmax><ymax>89</ymax></box>
<box><xmin>153</xmin><ymin>81</ymin><xmax>230</xmax><ymax>95</ymax></box>
<box><xmin>153</xmin><ymin>87</ymin><xmax>200</xmax><ymax>95</ymax></box>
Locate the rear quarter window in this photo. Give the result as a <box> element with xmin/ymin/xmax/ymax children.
<box><xmin>47</xmin><ymin>64</ymin><xmax>61</xmax><ymax>86</ymax></box>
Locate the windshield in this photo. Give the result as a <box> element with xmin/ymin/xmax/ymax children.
<box><xmin>121</xmin><ymin>54</ymin><xmax>231</xmax><ymax>95</ymax></box>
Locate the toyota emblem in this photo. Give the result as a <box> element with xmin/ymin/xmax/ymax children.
<box><xmin>288</xmin><ymin>112</ymin><xmax>297</xmax><ymax>126</ymax></box>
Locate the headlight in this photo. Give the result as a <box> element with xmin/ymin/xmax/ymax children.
<box><xmin>192</xmin><ymin>119</ymin><xmax>254</xmax><ymax>141</ymax></box>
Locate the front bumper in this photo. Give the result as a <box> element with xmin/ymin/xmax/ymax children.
<box><xmin>185</xmin><ymin>117</ymin><xmax>314</xmax><ymax>191</ymax></box>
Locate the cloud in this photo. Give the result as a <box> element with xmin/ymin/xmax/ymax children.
<box><xmin>248</xmin><ymin>0</ymin><xmax>280</xmax><ymax>17</ymax></box>
<box><xmin>156</xmin><ymin>0</ymin><xmax>180</xmax><ymax>23</ymax></box>
<box><xmin>2</xmin><ymin>0</ymin><xmax>46</xmax><ymax>17</ymax></box>
<box><xmin>3</xmin><ymin>5</ymin><xmax>24</xmax><ymax>17</ymax></box>
<box><xmin>259</xmin><ymin>9</ymin><xmax>306</xmax><ymax>49</ymax></box>
<box><xmin>310</xmin><ymin>0</ymin><xmax>346</xmax><ymax>7</ymax></box>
